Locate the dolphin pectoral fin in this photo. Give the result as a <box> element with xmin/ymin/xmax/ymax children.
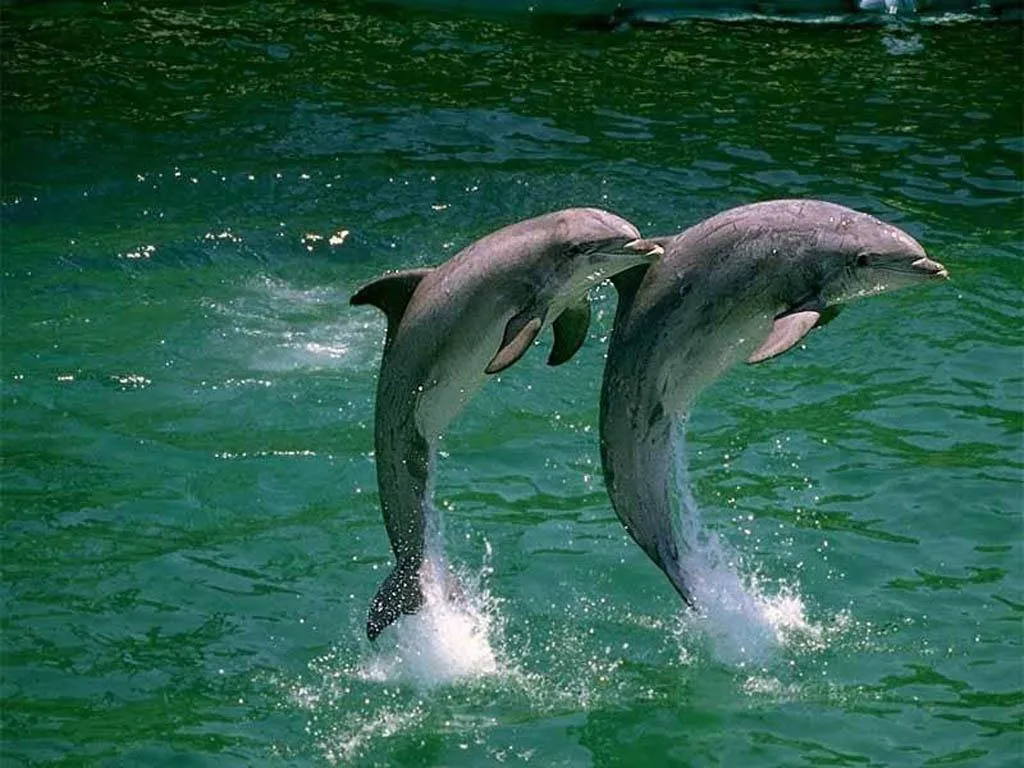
<box><xmin>366</xmin><ymin>557</ymin><xmax>425</xmax><ymax>641</ymax></box>
<box><xmin>350</xmin><ymin>268</ymin><xmax>433</xmax><ymax>347</ymax></box>
<box><xmin>547</xmin><ymin>299</ymin><xmax>591</xmax><ymax>367</ymax></box>
<box><xmin>485</xmin><ymin>315</ymin><xmax>544</xmax><ymax>374</ymax></box>
<box><xmin>747</xmin><ymin>309</ymin><xmax>822</xmax><ymax>364</ymax></box>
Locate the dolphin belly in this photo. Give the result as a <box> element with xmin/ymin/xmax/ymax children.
<box><xmin>599</xmin><ymin>330</ymin><xmax>698</xmax><ymax>605</ymax></box>
<box><xmin>413</xmin><ymin>312</ymin><xmax>510</xmax><ymax>439</ymax></box>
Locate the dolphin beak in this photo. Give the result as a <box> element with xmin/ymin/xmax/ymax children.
<box><xmin>624</xmin><ymin>239</ymin><xmax>665</xmax><ymax>261</ymax></box>
<box><xmin>911</xmin><ymin>256</ymin><xmax>949</xmax><ymax>280</ymax></box>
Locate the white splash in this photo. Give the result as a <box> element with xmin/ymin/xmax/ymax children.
<box><xmin>319</xmin><ymin>703</ymin><xmax>428</xmax><ymax>765</ymax></box>
<box><xmin>354</xmin><ymin>464</ymin><xmax>505</xmax><ymax>688</ymax></box>
<box><xmin>290</xmin><ymin>543</ymin><xmax>511</xmax><ymax>764</ymax></box>
<box><xmin>670</xmin><ymin>422</ymin><xmax>847</xmax><ymax>667</ymax></box>
<box><xmin>358</xmin><ymin>553</ymin><xmax>503</xmax><ymax>689</ymax></box>
<box><xmin>210</xmin><ymin>275</ymin><xmax>383</xmax><ymax>371</ymax></box>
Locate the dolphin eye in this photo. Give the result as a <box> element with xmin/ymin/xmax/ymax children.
<box><xmin>856</xmin><ymin>252</ymin><xmax>875</xmax><ymax>268</ymax></box>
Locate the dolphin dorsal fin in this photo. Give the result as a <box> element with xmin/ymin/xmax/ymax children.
<box><xmin>350</xmin><ymin>268</ymin><xmax>432</xmax><ymax>346</ymax></box>
<box><xmin>547</xmin><ymin>298</ymin><xmax>591</xmax><ymax>367</ymax></box>
<box><xmin>609</xmin><ymin>263</ymin><xmax>651</xmax><ymax>321</ymax></box>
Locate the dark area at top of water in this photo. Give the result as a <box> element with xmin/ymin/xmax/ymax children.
<box><xmin>2</xmin><ymin>1</ymin><xmax>1021</xmax><ymax>270</ymax></box>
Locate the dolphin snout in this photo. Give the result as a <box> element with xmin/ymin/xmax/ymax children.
<box><xmin>625</xmin><ymin>239</ymin><xmax>665</xmax><ymax>261</ymax></box>
<box><xmin>911</xmin><ymin>256</ymin><xmax>949</xmax><ymax>279</ymax></box>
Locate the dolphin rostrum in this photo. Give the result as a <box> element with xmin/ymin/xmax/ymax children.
<box><xmin>352</xmin><ymin>208</ymin><xmax>662</xmax><ymax>640</ymax></box>
<box><xmin>599</xmin><ymin>199</ymin><xmax>949</xmax><ymax>607</ymax></box>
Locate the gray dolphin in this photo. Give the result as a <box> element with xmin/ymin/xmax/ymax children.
<box><xmin>352</xmin><ymin>207</ymin><xmax>661</xmax><ymax>640</ymax></box>
<box><xmin>599</xmin><ymin>199</ymin><xmax>948</xmax><ymax>607</ymax></box>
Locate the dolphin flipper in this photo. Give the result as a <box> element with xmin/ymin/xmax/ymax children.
<box><xmin>366</xmin><ymin>556</ymin><xmax>424</xmax><ymax>641</ymax></box>
<box><xmin>547</xmin><ymin>299</ymin><xmax>591</xmax><ymax>367</ymax></box>
<box><xmin>351</xmin><ymin>269</ymin><xmax>433</xmax><ymax>348</ymax></box>
<box><xmin>486</xmin><ymin>315</ymin><xmax>543</xmax><ymax>374</ymax></box>
<box><xmin>747</xmin><ymin>307</ymin><xmax>822</xmax><ymax>363</ymax></box>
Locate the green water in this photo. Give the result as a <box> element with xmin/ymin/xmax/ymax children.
<box><xmin>2</xmin><ymin>3</ymin><xmax>1022</xmax><ymax>766</ymax></box>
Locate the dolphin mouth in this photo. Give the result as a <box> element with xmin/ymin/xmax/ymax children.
<box><xmin>911</xmin><ymin>256</ymin><xmax>949</xmax><ymax>279</ymax></box>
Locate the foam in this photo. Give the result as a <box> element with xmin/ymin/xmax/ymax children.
<box><xmin>670</xmin><ymin>422</ymin><xmax>851</xmax><ymax>667</ymax></box>
<box><xmin>356</xmin><ymin>552</ymin><xmax>504</xmax><ymax>689</ymax></box>
<box><xmin>209</xmin><ymin>275</ymin><xmax>383</xmax><ymax>372</ymax></box>
<box><xmin>289</xmin><ymin>543</ymin><xmax>515</xmax><ymax>764</ymax></box>
<box><xmin>290</xmin><ymin>422</ymin><xmax>860</xmax><ymax>762</ymax></box>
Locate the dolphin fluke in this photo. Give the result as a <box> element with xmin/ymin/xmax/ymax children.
<box><xmin>668</xmin><ymin>574</ymin><xmax>696</xmax><ymax>610</ymax></box>
<box><xmin>366</xmin><ymin>557</ymin><xmax>424</xmax><ymax>641</ymax></box>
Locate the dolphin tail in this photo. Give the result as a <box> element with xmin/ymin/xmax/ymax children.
<box><xmin>366</xmin><ymin>557</ymin><xmax>425</xmax><ymax>641</ymax></box>
<box><xmin>658</xmin><ymin>541</ymin><xmax>697</xmax><ymax>610</ymax></box>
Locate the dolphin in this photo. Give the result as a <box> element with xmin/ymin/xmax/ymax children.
<box><xmin>351</xmin><ymin>207</ymin><xmax>662</xmax><ymax>640</ymax></box>
<box><xmin>599</xmin><ymin>199</ymin><xmax>948</xmax><ymax>607</ymax></box>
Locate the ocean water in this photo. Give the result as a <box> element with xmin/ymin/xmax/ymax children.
<box><xmin>2</xmin><ymin>3</ymin><xmax>1021</xmax><ymax>766</ymax></box>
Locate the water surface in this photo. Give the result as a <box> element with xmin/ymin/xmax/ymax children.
<box><xmin>2</xmin><ymin>3</ymin><xmax>1022</xmax><ymax>766</ymax></box>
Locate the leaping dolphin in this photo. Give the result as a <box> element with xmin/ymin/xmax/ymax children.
<box><xmin>352</xmin><ymin>208</ymin><xmax>661</xmax><ymax>640</ymax></box>
<box><xmin>599</xmin><ymin>199</ymin><xmax>949</xmax><ymax>607</ymax></box>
